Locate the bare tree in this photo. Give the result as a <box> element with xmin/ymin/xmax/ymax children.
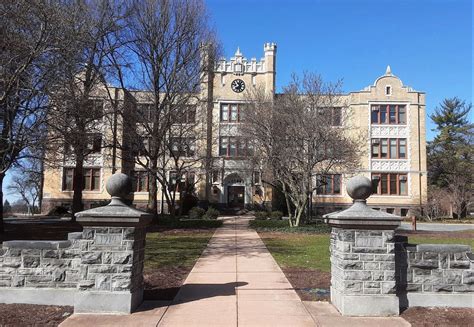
<box><xmin>242</xmin><ymin>73</ymin><xmax>363</xmax><ymax>226</ymax></box>
<box><xmin>117</xmin><ymin>0</ymin><xmax>219</xmax><ymax>219</ymax></box>
<box><xmin>46</xmin><ymin>1</ymin><xmax>126</xmax><ymax>216</ymax></box>
<box><xmin>0</xmin><ymin>0</ymin><xmax>63</xmax><ymax>232</ymax></box>
<box><xmin>8</xmin><ymin>162</ymin><xmax>42</xmax><ymax>215</ymax></box>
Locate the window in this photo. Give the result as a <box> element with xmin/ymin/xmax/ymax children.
<box><xmin>174</xmin><ymin>105</ymin><xmax>196</xmax><ymax>124</ymax></box>
<box><xmin>170</xmin><ymin>137</ymin><xmax>195</xmax><ymax>157</ymax></box>
<box><xmin>62</xmin><ymin>168</ymin><xmax>100</xmax><ymax>191</ymax></box>
<box><xmin>386</xmin><ymin>86</ymin><xmax>392</xmax><ymax>95</ymax></box>
<box><xmin>219</xmin><ymin>137</ymin><xmax>251</xmax><ymax>157</ymax></box>
<box><xmin>253</xmin><ymin>171</ymin><xmax>261</xmax><ymax>185</ymax></box>
<box><xmin>212</xmin><ymin>170</ymin><xmax>220</xmax><ymax>183</ymax></box>
<box><xmin>169</xmin><ymin>171</ymin><xmax>195</xmax><ymax>192</ymax></box>
<box><xmin>136</xmin><ymin>103</ymin><xmax>154</xmax><ymax>123</ymax></box>
<box><xmin>220</xmin><ymin>103</ymin><xmax>245</xmax><ymax>122</ymax></box>
<box><xmin>386</xmin><ymin>208</ymin><xmax>394</xmax><ymax>214</ymax></box>
<box><xmin>371</xmin><ymin>173</ymin><xmax>407</xmax><ymax>195</ymax></box>
<box><xmin>331</xmin><ymin>107</ymin><xmax>342</xmax><ymax>126</ymax></box>
<box><xmin>371</xmin><ymin>138</ymin><xmax>407</xmax><ymax>159</ymax></box>
<box><xmin>87</xmin><ymin>134</ymin><xmax>102</xmax><ymax>153</ymax></box>
<box><xmin>86</xmin><ymin>99</ymin><xmax>104</xmax><ymax>119</ymax></box>
<box><xmin>83</xmin><ymin>168</ymin><xmax>100</xmax><ymax>191</ymax></box>
<box><xmin>316</xmin><ymin>174</ymin><xmax>342</xmax><ymax>195</ymax></box>
<box><xmin>371</xmin><ymin>104</ymin><xmax>406</xmax><ymax>124</ymax></box>
<box><xmin>401</xmin><ymin>208</ymin><xmax>409</xmax><ymax>217</ymax></box>
<box><xmin>132</xmin><ymin>171</ymin><xmax>148</xmax><ymax>192</ymax></box>
<box><xmin>62</xmin><ymin>168</ymin><xmax>74</xmax><ymax>191</ymax></box>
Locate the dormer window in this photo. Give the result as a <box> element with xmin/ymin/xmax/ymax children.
<box><xmin>385</xmin><ymin>85</ymin><xmax>392</xmax><ymax>96</ymax></box>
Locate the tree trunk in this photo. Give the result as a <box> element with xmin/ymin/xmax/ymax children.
<box><xmin>282</xmin><ymin>183</ymin><xmax>293</xmax><ymax>227</ymax></box>
<box><xmin>0</xmin><ymin>173</ymin><xmax>4</xmax><ymax>233</ymax></box>
<box><xmin>147</xmin><ymin>169</ymin><xmax>158</xmax><ymax>222</ymax></box>
<box><xmin>72</xmin><ymin>156</ymin><xmax>85</xmax><ymax>219</ymax></box>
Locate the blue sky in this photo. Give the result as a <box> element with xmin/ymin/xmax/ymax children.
<box><xmin>207</xmin><ymin>0</ymin><xmax>473</xmax><ymax>140</ymax></box>
<box><xmin>3</xmin><ymin>0</ymin><xmax>472</xmax><ymax>203</ymax></box>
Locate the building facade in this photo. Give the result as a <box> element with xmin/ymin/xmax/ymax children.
<box><xmin>42</xmin><ymin>43</ymin><xmax>427</xmax><ymax>216</ymax></box>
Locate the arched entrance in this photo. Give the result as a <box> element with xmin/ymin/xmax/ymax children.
<box><xmin>223</xmin><ymin>173</ymin><xmax>246</xmax><ymax>209</ymax></box>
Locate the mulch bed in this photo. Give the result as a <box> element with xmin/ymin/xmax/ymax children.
<box><xmin>143</xmin><ymin>265</ymin><xmax>191</xmax><ymax>301</ymax></box>
<box><xmin>282</xmin><ymin>268</ymin><xmax>331</xmax><ymax>301</ymax></box>
<box><xmin>0</xmin><ymin>304</ymin><xmax>73</xmax><ymax>326</ymax></box>
<box><xmin>401</xmin><ymin>307</ymin><xmax>474</xmax><ymax>326</ymax></box>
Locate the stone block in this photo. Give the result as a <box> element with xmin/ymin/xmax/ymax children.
<box><xmin>406</xmin><ymin>283</ymin><xmax>422</xmax><ymax>292</ymax></box>
<box><xmin>413</xmin><ymin>273</ymin><xmax>442</xmax><ymax>285</ymax></box>
<box><xmin>12</xmin><ymin>276</ymin><xmax>25</xmax><ymax>287</ymax></box>
<box><xmin>109</xmin><ymin>227</ymin><xmax>123</xmax><ymax>233</ymax></box>
<box><xmin>42</xmin><ymin>259</ymin><xmax>71</xmax><ymax>268</ymax></box>
<box><xmin>444</xmin><ymin>271</ymin><xmax>462</xmax><ymax>284</ymax></box>
<box><xmin>6</xmin><ymin>248</ymin><xmax>22</xmax><ymax>257</ymax></box>
<box><xmin>462</xmin><ymin>271</ymin><xmax>474</xmax><ymax>284</ymax></box>
<box><xmin>381</xmin><ymin>282</ymin><xmax>396</xmax><ymax>294</ymax></box>
<box><xmin>112</xmin><ymin>252</ymin><xmax>132</xmax><ymax>265</ymax></box>
<box><xmin>335</xmin><ymin>241</ymin><xmax>351</xmax><ymax>252</ymax></box>
<box><xmin>78</xmin><ymin>280</ymin><xmax>95</xmax><ymax>290</ymax></box>
<box><xmin>88</xmin><ymin>265</ymin><xmax>117</xmax><ymax>274</ymax></box>
<box><xmin>341</xmin><ymin>261</ymin><xmax>363</xmax><ymax>270</ymax></box>
<box><xmin>95</xmin><ymin>275</ymin><xmax>111</xmax><ymax>290</ymax></box>
<box><xmin>355</xmin><ymin>237</ymin><xmax>383</xmax><ymax>248</ymax></box>
<box><xmin>422</xmin><ymin>252</ymin><xmax>439</xmax><ymax>260</ymax></box>
<box><xmin>22</xmin><ymin>249</ymin><xmax>41</xmax><ymax>256</ymax></box>
<box><xmin>102</xmin><ymin>252</ymin><xmax>112</xmax><ymax>264</ymax></box>
<box><xmin>359</xmin><ymin>254</ymin><xmax>374</xmax><ymax>261</ymax></box>
<box><xmin>440</xmin><ymin>253</ymin><xmax>449</xmax><ymax>269</ymax></box>
<box><xmin>111</xmin><ymin>276</ymin><xmax>131</xmax><ymax>291</ymax></box>
<box><xmin>123</xmin><ymin>228</ymin><xmax>136</xmax><ymax>240</ymax></box>
<box><xmin>454</xmin><ymin>253</ymin><xmax>468</xmax><ymax>260</ymax></box>
<box><xmin>363</xmin><ymin>288</ymin><xmax>381</xmax><ymax>294</ymax></box>
<box><xmin>17</xmin><ymin>268</ymin><xmax>42</xmax><ymax>276</ymax></box>
<box><xmin>23</xmin><ymin>256</ymin><xmax>40</xmax><ymax>268</ymax></box>
<box><xmin>453</xmin><ymin>284</ymin><xmax>474</xmax><ymax>292</ymax></box>
<box><xmin>43</xmin><ymin>250</ymin><xmax>60</xmax><ymax>259</ymax></box>
<box><xmin>94</xmin><ymin>233</ymin><xmax>122</xmax><ymax>245</ymax></box>
<box><xmin>380</xmin><ymin>262</ymin><xmax>395</xmax><ymax>270</ymax></box>
<box><xmin>364</xmin><ymin>262</ymin><xmax>379</xmax><ymax>270</ymax></box>
<box><xmin>4</xmin><ymin>257</ymin><xmax>21</xmax><ymax>268</ymax></box>
<box><xmin>433</xmin><ymin>284</ymin><xmax>453</xmax><ymax>292</ymax></box>
<box><xmin>53</xmin><ymin>269</ymin><xmax>66</xmax><ymax>282</ymax></box>
<box><xmin>344</xmin><ymin>271</ymin><xmax>372</xmax><ymax>281</ymax></box>
<box><xmin>384</xmin><ymin>271</ymin><xmax>396</xmax><ymax>281</ymax></box>
<box><xmin>411</xmin><ymin>260</ymin><xmax>438</xmax><ymax>269</ymax></box>
<box><xmin>364</xmin><ymin>281</ymin><xmax>380</xmax><ymax>288</ymax></box>
<box><xmin>450</xmin><ymin>261</ymin><xmax>470</xmax><ymax>269</ymax></box>
<box><xmin>116</xmin><ymin>265</ymin><xmax>132</xmax><ymax>273</ymax></box>
<box><xmin>372</xmin><ymin>271</ymin><xmax>384</xmax><ymax>281</ymax></box>
<box><xmin>81</xmin><ymin>252</ymin><xmax>102</xmax><ymax>264</ymax></box>
<box><xmin>386</xmin><ymin>243</ymin><xmax>395</xmax><ymax>253</ymax></box>
<box><xmin>61</xmin><ymin>250</ymin><xmax>81</xmax><ymax>259</ymax></box>
<box><xmin>336</xmin><ymin>230</ymin><xmax>355</xmax><ymax>242</ymax></box>
<box><xmin>374</xmin><ymin>254</ymin><xmax>395</xmax><ymax>261</ymax></box>
<box><xmin>353</xmin><ymin>247</ymin><xmax>386</xmax><ymax>254</ymax></box>
<box><xmin>82</xmin><ymin>229</ymin><xmax>95</xmax><ymax>239</ymax></box>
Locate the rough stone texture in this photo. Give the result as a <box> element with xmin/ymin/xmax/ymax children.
<box><xmin>0</xmin><ymin>225</ymin><xmax>148</xmax><ymax>313</ymax></box>
<box><xmin>396</xmin><ymin>242</ymin><xmax>473</xmax><ymax>301</ymax></box>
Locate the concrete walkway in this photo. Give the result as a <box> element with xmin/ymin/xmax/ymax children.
<box><xmin>399</xmin><ymin>221</ymin><xmax>473</xmax><ymax>232</ymax></box>
<box><xmin>61</xmin><ymin>217</ymin><xmax>410</xmax><ymax>326</ymax></box>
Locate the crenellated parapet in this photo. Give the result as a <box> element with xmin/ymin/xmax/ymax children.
<box><xmin>215</xmin><ymin>43</ymin><xmax>276</xmax><ymax>75</ymax></box>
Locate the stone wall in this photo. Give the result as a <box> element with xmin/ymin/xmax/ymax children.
<box><xmin>396</xmin><ymin>242</ymin><xmax>473</xmax><ymax>307</ymax></box>
<box><xmin>0</xmin><ymin>226</ymin><xmax>147</xmax><ymax>313</ymax></box>
<box><xmin>329</xmin><ymin>228</ymin><xmax>400</xmax><ymax>316</ymax></box>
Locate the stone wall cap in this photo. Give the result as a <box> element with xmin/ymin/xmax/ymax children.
<box><xmin>410</xmin><ymin>244</ymin><xmax>472</xmax><ymax>253</ymax></box>
<box><xmin>323</xmin><ymin>200</ymin><xmax>402</xmax><ymax>229</ymax></box>
<box><xmin>3</xmin><ymin>240</ymin><xmax>72</xmax><ymax>249</ymax></box>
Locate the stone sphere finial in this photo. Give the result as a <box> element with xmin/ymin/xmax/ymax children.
<box><xmin>346</xmin><ymin>176</ymin><xmax>372</xmax><ymax>200</ymax></box>
<box><xmin>106</xmin><ymin>173</ymin><xmax>132</xmax><ymax>199</ymax></box>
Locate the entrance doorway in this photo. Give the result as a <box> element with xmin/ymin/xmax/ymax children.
<box><xmin>228</xmin><ymin>186</ymin><xmax>245</xmax><ymax>209</ymax></box>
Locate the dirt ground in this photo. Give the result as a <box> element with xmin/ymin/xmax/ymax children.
<box><xmin>0</xmin><ymin>304</ymin><xmax>73</xmax><ymax>326</ymax></box>
<box><xmin>282</xmin><ymin>268</ymin><xmax>331</xmax><ymax>301</ymax></box>
<box><xmin>401</xmin><ymin>307</ymin><xmax>474</xmax><ymax>326</ymax></box>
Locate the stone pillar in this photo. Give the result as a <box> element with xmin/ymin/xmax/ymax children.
<box><xmin>324</xmin><ymin>176</ymin><xmax>402</xmax><ymax>316</ymax></box>
<box><xmin>74</xmin><ymin>173</ymin><xmax>152</xmax><ymax>313</ymax></box>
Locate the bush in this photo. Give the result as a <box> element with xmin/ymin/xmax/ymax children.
<box><xmin>203</xmin><ymin>207</ymin><xmax>219</xmax><ymax>220</ymax></box>
<box><xmin>269</xmin><ymin>211</ymin><xmax>283</xmax><ymax>220</ymax></box>
<box><xmin>47</xmin><ymin>206</ymin><xmax>70</xmax><ymax>216</ymax></box>
<box><xmin>254</xmin><ymin>211</ymin><xmax>269</xmax><ymax>220</ymax></box>
<box><xmin>188</xmin><ymin>207</ymin><xmax>205</xmax><ymax>219</ymax></box>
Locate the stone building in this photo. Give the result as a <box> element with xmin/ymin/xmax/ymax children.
<box><xmin>42</xmin><ymin>43</ymin><xmax>427</xmax><ymax>216</ymax></box>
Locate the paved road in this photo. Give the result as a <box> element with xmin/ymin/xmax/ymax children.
<box><xmin>398</xmin><ymin>222</ymin><xmax>473</xmax><ymax>232</ymax></box>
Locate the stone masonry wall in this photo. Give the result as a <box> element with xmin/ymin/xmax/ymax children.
<box><xmin>0</xmin><ymin>226</ymin><xmax>146</xmax><ymax>294</ymax></box>
<box><xmin>330</xmin><ymin>228</ymin><xmax>398</xmax><ymax>296</ymax></box>
<box><xmin>396</xmin><ymin>243</ymin><xmax>473</xmax><ymax>294</ymax></box>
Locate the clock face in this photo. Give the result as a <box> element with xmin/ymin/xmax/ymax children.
<box><xmin>231</xmin><ymin>79</ymin><xmax>245</xmax><ymax>93</ymax></box>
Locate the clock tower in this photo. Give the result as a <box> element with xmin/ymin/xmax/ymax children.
<box><xmin>200</xmin><ymin>43</ymin><xmax>277</xmax><ymax>210</ymax></box>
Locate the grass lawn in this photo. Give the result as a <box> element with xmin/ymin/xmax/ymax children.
<box><xmin>145</xmin><ymin>231</ymin><xmax>214</xmax><ymax>270</ymax></box>
<box><xmin>259</xmin><ymin>233</ymin><xmax>331</xmax><ymax>272</ymax></box>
